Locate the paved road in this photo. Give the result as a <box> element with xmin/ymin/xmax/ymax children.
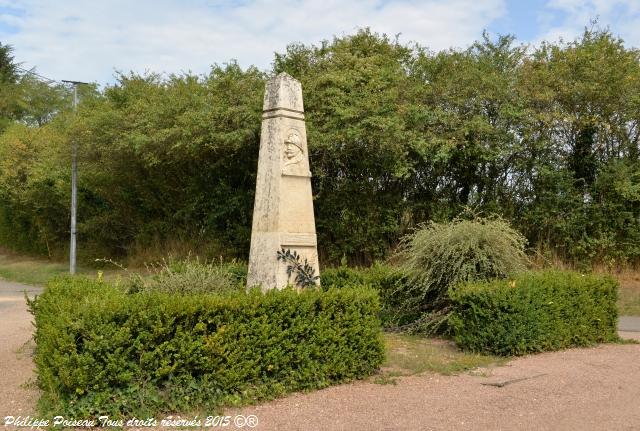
<box><xmin>0</xmin><ymin>279</ymin><xmax>41</xmax><ymax>299</ymax></box>
<box><xmin>619</xmin><ymin>315</ymin><xmax>640</xmax><ymax>332</ymax></box>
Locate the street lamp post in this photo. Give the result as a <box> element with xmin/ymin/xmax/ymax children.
<box><xmin>62</xmin><ymin>80</ymin><xmax>88</xmax><ymax>275</ymax></box>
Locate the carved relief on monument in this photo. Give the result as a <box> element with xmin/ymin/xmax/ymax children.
<box><xmin>282</xmin><ymin>128</ymin><xmax>309</xmax><ymax>177</ymax></box>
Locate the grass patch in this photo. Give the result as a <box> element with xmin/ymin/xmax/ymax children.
<box><xmin>0</xmin><ymin>254</ymin><xmax>70</xmax><ymax>286</ymax></box>
<box><xmin>615</xmin><ymin>337</ymin><xmax>640</xmax><ymax>344</ymax></box>
<box><xmin>0</xmin><ymin>248</ymin><xmax>121</xmax><ymax>286</ymax></box>
<box><xmin>618</xmin><ymin>289</ymin><xmax>640</xmax><ymax>315</ymax></box>
<box><xmin>378</xmin><ymin>333</ymin><xmax>504</xmax><ymax>383</ymax></box>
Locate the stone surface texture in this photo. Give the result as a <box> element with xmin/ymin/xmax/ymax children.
<box><xmin>247</xmin><ymin>73</ymin><xmax>320</xmax><ymax>291</ymax></box>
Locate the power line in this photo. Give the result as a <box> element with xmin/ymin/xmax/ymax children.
<box><xmin>15</xmin><ymin>65</ymin><xmax>62</xmax><ymax>85</ymax></box>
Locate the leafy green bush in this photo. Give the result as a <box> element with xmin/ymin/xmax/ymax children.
<box><xmin>449</xmin><ymin>270</ymin><xmax>619</xmax><ymax>356</ymax></box>
<box><xmin>221</xmin><ymin>261</ymin><xmax>248</xmax><ymax>285</ymax></box>
<box><xmin>320</xmin><ymin>266</ymin><xmax>368</xmax><ymax>289</ymax></box>
<box><xmin>29</xmin><ymin>277</ymin><xmax>383</xmax><ymax>417</ymax></box>
<box><xmin>320</xmin><ymin>263</ymin><xmax>414</xmax><ymax>328</ymax></box>
<box><xmin>394</xmin><ymin>217</ymin><xmax>528</xmax><ymax>332</ymax></box>
<box><xmin>321</xmin><ymin>263</ymin><xmax>403</xmax><ymax>292</ymax></box>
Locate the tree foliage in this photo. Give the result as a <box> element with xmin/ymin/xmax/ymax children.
<box><xmin>0</xmin><ymin>42</ymin><xmax>21</xmax><ymax>131</ymax></box>
<box><xmin>0</xmin><ymin>28</ymin><xmax>639</xmax><ymax>267</ymax></box>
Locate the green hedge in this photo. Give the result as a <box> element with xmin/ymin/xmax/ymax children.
<box><xmin>29</xmin><ymin>277</ymin><xmax>384</xmax><ymax>417</ymax></box>
<box><xmin>320</xmin><ymin>264</ymin><xmax>416</xmax><ymax>328</ymax></box>
<box><xmin>449</xmin><ymin>270</ymin><xmax>619</xmax><ymax>356</ymax></box>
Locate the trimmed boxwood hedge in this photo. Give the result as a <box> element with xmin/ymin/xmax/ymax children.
<box><xmin>449</xmin><ymin>270</ymin><xmax>619</xmax><ymax>356</ymax></box>
<box><xmin>29</xmin><ymin>277</ymin><xmax>384</xmax><ymax>417</ymax></box>
<box><xmin>320</xmin><ymin>264</ymin><xmax>415</xmax><ymax>328</ymax></box>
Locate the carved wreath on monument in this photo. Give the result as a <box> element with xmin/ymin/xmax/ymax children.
<box><xmin>276</xmin><ymin>248</ymin><xmax>320</xmax><ymax>288</ymax></box>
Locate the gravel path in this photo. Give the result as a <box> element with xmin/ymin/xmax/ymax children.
<box><xmin>1</xmin><ymin>279</ymin><xmax>639</xmax><ymax>431</ymax></box>
<box><xmin>230</xmin><ymin>340</ymin><xmax>640</xmax><ymax>431</ymax></box>
<box><xmin>0</xmin><ymin>280</ymin><xmax>41</xmax><ymax>420</ymax></box>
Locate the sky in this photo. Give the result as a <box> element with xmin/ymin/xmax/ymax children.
<box><xmin>1</xmin><ymin>0</ymin><xmax>639</xmax><ymax>86</ymax></box>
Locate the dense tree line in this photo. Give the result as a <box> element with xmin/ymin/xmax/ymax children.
<box><xmin>0</xmin><ymin>29</ymin><xmax>639</xmax><ymax>267</ymax></box>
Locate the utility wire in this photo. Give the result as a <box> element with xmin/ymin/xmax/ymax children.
<box><xmin>15</xmin><ymin>65</ymin><xmax>63</xmax><ymax>85</ymax></box>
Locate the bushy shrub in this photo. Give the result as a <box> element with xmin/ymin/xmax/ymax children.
<box><xmin>449</xmin><ymin>270</ymin><xmax>619</xmax><ymax>356</ymax></box>
<box><xmin>394</xmin><ymin>217</ymin><xmax>528</xmax><ymax>332</ymax></box>
<box><xmin>124</xmin><ymin>257</ymin><xmax>241</xmax><ymax>294</ymax></box>
<box><xmin>29</xmin><ymin>277</ymin><xmax>383</xmax><ymax>417</ymax></box>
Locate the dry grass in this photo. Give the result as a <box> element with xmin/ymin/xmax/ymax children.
<box><xmin>615</xmin><ymin>270</ymin><xmax>640</xmax><ymax>316</ymax></box>
<box><xmin>373</xmin><ymin>333</ymin><xmax>505</xmax><ymax>384</ymax></box>
<box><xmin>125</xmin><ymin>237</ymin><xmax>228</xmax><ymax>268</ymax></box>
<box><xmin>0</xmin><ymin>249</ymin><xmax>73</xmax><ymax>286</ymax></box>
<box><xmin>0</xmin><ymin>248</ymin><xmax>122</xmax><ymax>286</ymax></box>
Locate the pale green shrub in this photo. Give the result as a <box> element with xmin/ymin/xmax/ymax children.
<box><xmin>126</xmin><ymin>256</ymin><xmax>240</xmax><ymax>294</ymax></box>
<box><xmin>394</xmin><ymin>217</ymin><xmax>528</xmax><ymax>332</ymax></box>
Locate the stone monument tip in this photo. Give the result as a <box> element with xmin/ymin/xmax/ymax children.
<box><xmin>263</xmin><ymin>73</ymin><xmax>304</xmax><ymax>112</ymax></box>
<box><xmin>275</xmin><ymin>71</ymin><xmax>296</xmax><ymax>80</ymax></box>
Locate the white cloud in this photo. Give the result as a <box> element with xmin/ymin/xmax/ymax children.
<box><xmin>0</xmin><ymin>0</ymin><xmax>506</xmax><ymax>86</ymax></box>
<box><xmin>535</xmin><ymin>0</ymin><xmax>640</xmax><ymax>46</ymax></box>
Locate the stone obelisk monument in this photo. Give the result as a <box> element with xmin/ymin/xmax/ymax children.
<box><xmin>247</xmin><ymin>73</ymin><xmax>320</xmax><ymax>291</ymax></box>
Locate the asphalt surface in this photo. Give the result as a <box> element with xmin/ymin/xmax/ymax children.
<box><xmin>618</xmin><ymin>315</ymin><xmax>640</xmax><ymax>332</ymax></box>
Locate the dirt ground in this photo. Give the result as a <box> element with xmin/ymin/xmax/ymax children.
<box><xmin>228</xmin><ymin>339</ymin><xmax>640</xmax><ymax>431</ymax></box>
<box><xmin>0</xmin><ymin>280</ymin><xmax>41</xmax><ymax>420</ymax></box>
<box><xmin>2</xmin><ymin>279</ymin><xmax>639</xmax><ymax>431</ymax></box>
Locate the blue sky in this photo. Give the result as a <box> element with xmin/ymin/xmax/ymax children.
<box><xmin>1</xmin><ymin>0</ymin><xmax>639</xmax><ymax>86</ymax></box>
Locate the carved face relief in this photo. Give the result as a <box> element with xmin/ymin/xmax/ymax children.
<box><xmin>285</xmin><ymin>140</ymin><xmax>301</xmax><ymax>160</ymax></box>
<box><xmin>282</xmin><ymin>128</ymin><xmax>310</xmax><ymax>177</ymax></box>
<box><xmin>284</xmin><ymin>130</ymin><xmax>303</xmax><ymax>162</ymax></box>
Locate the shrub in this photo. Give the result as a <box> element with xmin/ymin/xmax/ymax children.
<box><xmin>29</xmin><ymin>277</ymin><xmax>383</xmax><ymax>417</ymax></box>
<box><xmin>320</xmin><ymin>266</ymin><xmax>368</xmax><ymax>289</ymax></box>
<box><xmin>221</xmin><ymin>261</ymin><xmax>248</xmax><ymax>285</ymax></box>
<box><xmin>449</xmin><ymin>270</ymin><xmax>619</xmax><ymax>356</ymax></box>
<box><xmin>320</xmin><ymin>263</ymin><xmax>414</xmax><ymax>328</ymax></box>
<box><xmin>124</xmin><ymin>257</ymin><xmax>241</xmax><ymax>294</ymax></box>
<box><xmin>394</xmin><ymin>217</ymin><xmax>528</xmax><ymax>332</ymax></box>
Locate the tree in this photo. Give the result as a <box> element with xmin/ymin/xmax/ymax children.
<box><xmin>0</xmin><ymin>42</ymin><xmax>19</xmax><ymax>84</ymax></box>
<box><xmin>0</xmin><ymin>42</ymin><xmax>21</xmax><ymax>131</ymax></box>
<box><xmin>517</xmin><ymin>28</ymin><xmax>640</xmax><ymax>264</ymax></box>
<box><xmin>0</xmin><ymin>29</ymin><xmax>639</xmax><ymax>267</ymax></box>
<box><xmin>17</xmin><ymin>75</ymin><xmax>70</xmax><ymax>127</ymax></box>
<box><xmin>275</xmin><ymin>29</ymin><xmax>422</xmax><ymax>263</ymax></box>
